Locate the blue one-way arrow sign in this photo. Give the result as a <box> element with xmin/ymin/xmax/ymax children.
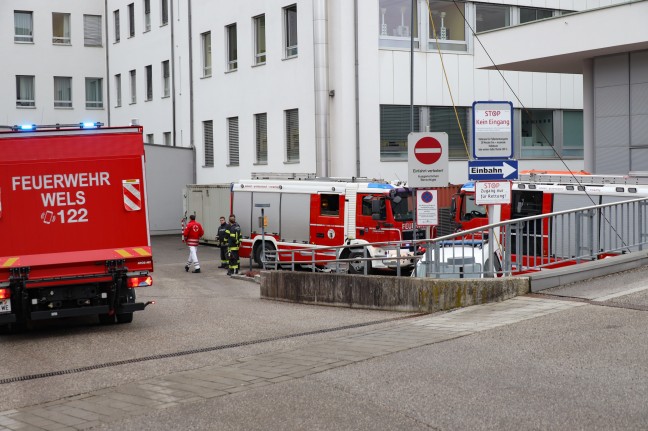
<box><xmin>468</xmin><ymin>159</ymin><xmax>518</xmax><ymax>180</ymax></box>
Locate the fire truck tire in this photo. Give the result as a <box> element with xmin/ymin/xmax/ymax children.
<box><xmin>347</xmin><ymin>250</ymin><xmax>373</xmax><ymax>275</ymax></box>
<box><xmin>98</xmin><ymin>313</ymin><xmax>115</xmax><ymax>325</ymax></box>
<box><xmin>116</xmin><ymin>312</ymin><xmax>133</xmax><ymax>324</ymax></box>
<box><xmin>254</xmin><ymin>242</ymin><xmax>276</xmax><ymax>268</ymax></box>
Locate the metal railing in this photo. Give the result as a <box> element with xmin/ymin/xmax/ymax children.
<box><xmin>257</xmin><ymin>197</ymin><xmax>648</xmax><ymax>279</ymax></box>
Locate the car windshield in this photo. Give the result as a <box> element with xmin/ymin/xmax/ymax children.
<box><xmin>463</xmin><ymin>195</ymin><xmax>486</xmax><ymax>218</ymax></box>
<box><xmin>391</xmin><ymin>193</ymin><xmax>413</xmax><ymax>221</ymax></box>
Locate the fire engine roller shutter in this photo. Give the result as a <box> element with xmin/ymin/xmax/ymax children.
<box><xmin>600</xmin><ymin>195</ymin><xmax>642</xmax><ymax>253</ymax></box>
<box><xmin>281</xmin><ymin>193</ymin><xmax>310</xmax><ymax>243</ymax></box>
<box><xmin>552</xmin><ymin>194</ymin><xmax>601</xmax><ymax>259</ymax></box>
<box><xmin>251</xmin><ymin>193</ymin><xmax>280</xmax><ymax>235</ymax></box>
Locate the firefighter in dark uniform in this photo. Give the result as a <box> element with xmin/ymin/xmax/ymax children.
<box><xmin>226</xmin><ymin>214</ymin><xmax>241</xmax><ymax>275</ymax></box>
<box><xmin>216</xmin><ymin>216</ymin><xmax>230</xmax><ymax>268</ymax></box>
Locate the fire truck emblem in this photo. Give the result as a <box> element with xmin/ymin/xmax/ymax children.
<box><xmin>122</xmin><ymin>179</ymin><xmax>142</xmax><ymax>211</ymax></box>
<box><xmin>327</xmin><ymin>229</ymin><xmax>335</xmax><ymax>239</ymax></box>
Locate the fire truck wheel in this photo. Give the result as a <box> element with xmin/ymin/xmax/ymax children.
<box><xmin>98</xmin><ymin>313</ymin><xmax>115</xmax><ymax>325</ymax></box>
<box><xmin>254</xmin><ymin>242</ymin><xmax>276</xmax><ymax>268</ymax></box>
<box><xmin>347</xmin><ymin>251</ymin><xmax>373</xmax><ymax>275</ymax></box>
<box><xmin>116</xmin><ymin>312</ymin><xmax>133</xmax><ymax>324</ymax></box>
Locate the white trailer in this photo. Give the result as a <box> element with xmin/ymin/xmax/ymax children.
<box><xmin>183</xmin><ymin>184</ymin><xmax>231</xmax><ymax>245</ymax></box>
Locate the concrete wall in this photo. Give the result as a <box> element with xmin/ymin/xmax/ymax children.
<box><xmin>144</xmin><ymin>144</ymin><xmax>193</xmax><ymax>235</ymax></box>
<box><xmin>261</xmin><ymin>271</ymin><xmax>529</xmax><ymax>313</ymax></box>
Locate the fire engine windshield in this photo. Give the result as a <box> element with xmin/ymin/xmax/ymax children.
<box><xmin>390</xmin><ymin>192</ymin><xmax>414</xmax><ymax>221</ymax></box>
<box><xmin>463</xmin><ymin>195</ymin><xmax>486</xmax><ymax>219</ymax></box>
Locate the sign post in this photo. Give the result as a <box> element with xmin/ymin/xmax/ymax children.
<box><xmin>254</xmin><ymin>203</ymin><xmax>270</xmax><ymax>270</ymax></box>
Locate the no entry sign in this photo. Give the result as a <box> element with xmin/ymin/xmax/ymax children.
<box><xmin>408</xmin><ymin>132</ymin><xmax>448</xmax><ymax>188</ymax></box>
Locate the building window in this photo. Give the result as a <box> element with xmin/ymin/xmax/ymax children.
<box><xmin>562</xmin><ymin>111</ymin><xmax>584</xmax><ymax>158</ymax></box>
<box><xmin>380</xmin><ymin>105</ymin><xmax>419</xmax><ymax>161</ymax></box>
<box><xmin>145</xmin><ymin>65</ymin><xmax>153</xmax><ymax>101</ymax></box>
<box><xmin>427</xmin><ymin>1</ymin><xmax>466</xmax><ymax>52</ymax></box>
<box><xmin>520</xmin><ymin>7</ymin><xmax>553</xmax><ymax>24</ymax></box>
<box><xmin>521</xmin><ymin>109</ymin><xmax>554</xmax><ymax>158</ymax></box>
<box><xmin>429</xmin><ymin>106</ymin><xmax>469</xmax><ymax>159</ymax></box>
<box><xmin>16</xmin><ymin>75</ymin><xmax>35</xmax><ymax>107</ymax></box>
<box><xmin>228</xmin><ymin>117</ymin><xmax>239</xmax><ymax>166</ymax></box>
<box><xmin>226</xmin><ymin>24</ymin><xmax>237</xmax><ymax>71</ymax></box>
<box><xmin>114</xmin><ymin>10</ymin><xmax>120</xmax><ymax>43</ymax></box>
<box><xmin>14</xmin><ymin>11</ymin><xmax>33</xmax><ymax>43</ymax></box>
<box><xmin>378</xmin><ymin>0</ymin><xmax>418</xmax><ymax>49</ymax></box>
<box><xmin>130</xmin><ymin>69</ymin><xmax>137</xmax><ymax>103</ymax></box>
<box><xmin>85</xmin><ymin>78</ymin><xmax>103</xmax><ymax>109</ymax></box>
<box><xmin>115</xmin><ymin>74</ymin><xmax>122</xmax><ymax>107</ymax></box>
<box><xmin>84</xmin><ymin>15</ymin><xmax>102</xmax><ymax>46</ymax></box>
<box><xmin>162</xmin><ymin>60</ymin><xmax>170</xmax><ymax>97</ymax></box>
<box><xmin>201</xmin><ymin>32</ymin><xmax>211</xmax><ymax>77</ymax></box>
<box><xmin>128</xmin><ymin>3</ymin><xmax>135</xmax><ymax>37</ymax></box>
<box><xmin>54</xmin><ymin>77</ymin><xmax>72</xmax><ymax>108</ymax></box>
<box><xmin>161</xmin><ymin>0</ymin><xmax>169</xmax><ymax>25</ymax></box>
<box><xmin>163</xmin><ymin>131</ymin><xmax>171</xmax><ymax>146</ymax></box>
<box><xmin>144</xmin><ymin>0</ymin><xmax>151</xmax><ymax>31</ymax></box>
<box><xmin>285</xmin><ymin>109</ymin><xmax>299</xmax><ymax>162</ymax></box>
<box><xmin>475</xmin><ymin>4</ymin><xmax>511</xmax><ymax>32</ymax></box>
<box><xmin>253</xmin><ymin>14</ymin><xmax>266</xmax><ymax>65</ymax></box>
<box><xmin>284</xmin><ymin>5</ymin><xmax>298</xmax><ymax>58</ymax></box>
<box><xmin>203</xmin><ymin>120</ymin><xmax>213</xmax><ymax>167</ymax></box>
<box><xmin>52</xmin><ymin>13</ymin><xmax>71</xmax><ymax>45</ymax></box>
<box><xmin>255</xmin><ymin>113</ymin><xmax>268</xmax><ymax>164</ymax></box>
<box><xmin>146</xmin><ymin>133</ymin><xmax>154</xmax><ymax>144</ymax></box>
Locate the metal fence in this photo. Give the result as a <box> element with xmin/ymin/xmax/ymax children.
<box><xmin>258</xmin><ymin>197</ymin><xmax>648</xmax><ymax>279</ymax></box>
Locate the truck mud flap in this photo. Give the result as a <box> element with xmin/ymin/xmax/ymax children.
<box><xmin>0</xmin><ymin>314</ymin><xmax>16</xmax><ymax>324</ymax></box>
<box><xmin>31</xmin><ymin>305</ymin><xmax>109</xmax><ymax>321</ymax></box>
<box><xmin>117</xmin><ymin>302</ymin><xmax>147</xmax><ymax>313</ymax></box>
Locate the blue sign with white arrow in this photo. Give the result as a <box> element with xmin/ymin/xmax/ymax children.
<box><xmin>468</xmin><ymin>159</ymin><xmax>518</xmax><ymax>180</ymax></box>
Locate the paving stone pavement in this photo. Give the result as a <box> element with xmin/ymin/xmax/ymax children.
<box><xmin>0</xmin><ymin>296</ymin><xmax>584</xmax><ymax>430</ymax></box>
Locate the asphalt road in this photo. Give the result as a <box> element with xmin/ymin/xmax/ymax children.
<box><xmin>3</xmin><ymin>236</ymin><xmax>648</xmax><ymax>430</ymax></box>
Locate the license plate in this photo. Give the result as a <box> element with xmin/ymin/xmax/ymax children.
<box><xmin>0</xmin><ymin>299</ymin><xmax>11</xmax><ymax>313</ymax></box>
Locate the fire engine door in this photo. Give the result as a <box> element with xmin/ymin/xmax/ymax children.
<box><xmin>356</xmin><ymin>195</ymin><xmax>389</xmax><ymax>240</ymax></box>
<box><xmin>311</xmin><ymin>194</ymin><xmax>344</xmax><ymax>246</ymax></box>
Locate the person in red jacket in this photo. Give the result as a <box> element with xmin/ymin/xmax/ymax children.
<box><xmin>183</xmin><ymin>214</ymin><xmax>204</xmax><ymax>273</ymax></box>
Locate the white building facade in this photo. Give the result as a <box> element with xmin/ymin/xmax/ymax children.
<box><xmin>6</xmin><ymin>0</ymin><xmax>630</xmax><ymax>185</ymax></box>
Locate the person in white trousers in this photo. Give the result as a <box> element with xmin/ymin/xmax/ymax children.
<box><xmin>183</xmin><ymin>214</ymin><xmax>204</xmax><ymax>273</ymax></box>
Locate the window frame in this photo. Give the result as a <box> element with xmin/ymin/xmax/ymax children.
<box><xmin>162</xmin><ymin>60</ymin><xmax>170</xmax><ymax>97</ymax></box>
<box><xmin>227</xmin><ymin>116</ymin><xmax>240</xmax><ymax>166</ymax></box>
<box><xmin>129</xmin><ymin>69</ymin><xmax>137</xmax><ymax>104</ymax></box>
<box><xmin>115</xmin><ymin>73</ymin><xmax>122</xmax><ymax>107</ymax></box>
<box><xmin>285</xmin><ymin>108</ymin><xmax>300</xmax><ymax>163</ymax></box>
<box><xmin>114</xmin><ymin>10</ymin><xmax>121</xmax><ymax>43</ymax></box>
<box><xmin>85</xmin><ymin>77</ymin><xmax>104</xmax><ymax>109</ymax></box>
<box><xmin>84</xmin><ymin>14</ymin><xmax>102</xmax><ymax>47</ymax></box>
<box><xmin>128</xmin><ymin>3</ymin><xmax>135</xmax><ymax>37</ymax></box>
<box><xmin>53</xmin><ymin>76</ymin><xmax>72</xmax><ymax>108</ymax></box>
<box><xmin>16</xmin><ymin>75</ymin><xmax>36</xmax><ymax>107</ymax></box>
<box><xmin>52</xmin><ymin>12</ymin><xmax>71</xmax><ymax>45</ymax></box>
<box><xmin>475</xmin><ymin>4</ymin><xmax>511</xmax><ymax>33</ymax></box>
<box><xmin>14</xmin><ymin>11</ymin><xmax>33</xmax><ymax>43</ymax></box>
<box><xmin>283</xmin><ymin>5</ymin><xmax>298</xmax><ymax>58</ymax></box>
<box><xmin>255</xmin><ymin>113</ymin><xmax>268</xmax><ymax>164</ymax></box>
<box><xmin>145</xmin><ymin>65</ymin><xmax>153</xmax><ymax>101</ymax></box>
<box><xmin>144</xmin><ymin>0</ymin><xmax>151</xmax><ymax>32</ymax></box>
<box><xmin>160</xmin><ymin>0</ymin><xmax>169</xmax><ymax>26</ymax></box>
<box><xmin>163</xmin><ymin>131</ymin><xmax>172</xmax><ymax>146</ymax></box>
<box><xmin>253</xmin><ymin>14</ymin><xmax>266</xmax><ymax>65</ymax></box>
<box><xmin>201</xmin><ymin>31</ymin><xmax>212</xmax><ymax>77</ymax></box>
<box><xmin>203</xmin><ymin>120</ymin><xmax>214</xmax><ymax>167</ymax></box>
<box><xmin>226</xmin><ymin>23</ymin><xmax>238</xmax><ymax>72</ymax></box>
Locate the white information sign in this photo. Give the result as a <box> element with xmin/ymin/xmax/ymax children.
<box><xmin>475</xmin><ymin>181</ymin><xmax>511</xmax><ymax>205</ymax></box>
<box><xmin>408</xmin><ymin>132</ymin><xmax>449</xmax><ymax>188</ymax></box>
<box><xmin>416</xmin><ymin>189</ymin><xmax>438</xmax><ymax>226</ymax></box>
<box><xmin>472</xmin><ymin>101</ymin><xmax>514</xmax><ymax>159</ymax></box>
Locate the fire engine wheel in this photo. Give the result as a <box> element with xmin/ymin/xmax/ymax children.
<box><xmin>116</xmin><ymin>312</ymin><xmax>133</xmax><ymax>324</ymax></box>
<box><xmin>254</xmin><ymin>242</ymin><xmax>277</xmax><ymax>268</ymax></box>
<box><xmin>347</xmin><ymin>251</ymin><xmax>373</xmax><ymax>275</ymax></box>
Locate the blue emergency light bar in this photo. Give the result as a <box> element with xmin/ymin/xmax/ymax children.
<box><xmin>18</xmin><ymin>124</ymin><xmax>36</xmax><ymax>131</ymax></box>
<box><xmin>11</xmin><ymin>122</ymin><xmax>104</xmax><ymax>132</ymax></box>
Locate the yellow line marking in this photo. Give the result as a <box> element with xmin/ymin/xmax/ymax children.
<box><xmin>115</xmin><ymin>249</ymin><xmax>132</xmax><ymax>258</ymax></box>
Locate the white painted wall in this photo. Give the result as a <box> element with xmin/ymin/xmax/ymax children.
<box><xmin>0</xmin><ymin>0</ymin><xmax>106</xmax><ymax>127</ymax></box>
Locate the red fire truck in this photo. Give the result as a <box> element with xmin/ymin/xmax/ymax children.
<box><xmin>231</xmin><ymin>177</ymin><xmax>427</xmax><ymax>273</ymax></box>
<box><xmin>0</xmin><ymin>123</ymin><xmax>154</xmax><ymax>332</ymax></box>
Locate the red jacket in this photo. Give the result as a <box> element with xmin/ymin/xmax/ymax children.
<box><xmin>183</xmin><ymin>220</ymin><xmax>204</xmax><ymax>246</ymax></box>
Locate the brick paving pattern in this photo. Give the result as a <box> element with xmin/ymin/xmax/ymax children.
<box><xmin>0</xmin><ymin>296</ymin><xmax>584</xmax><ymax>430</ymax></box>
